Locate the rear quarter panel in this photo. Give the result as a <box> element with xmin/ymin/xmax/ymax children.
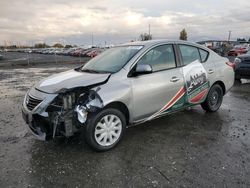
<box><xmin>211</xmin><ymin>54</ymin><xmax>234</xmax><ymax>93</ymax></box>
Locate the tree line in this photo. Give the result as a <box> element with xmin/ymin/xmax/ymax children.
<box><xmin>34</xmin><ymin>43</ymin><xmax>74</xmax><ymax>48</ymax></box>
<box><xmin>139</xmin><ymin>28</ymin><xmax>187</xmax><ymax>41</ymax></box>
<box><xmin>36</xmin><ymin>28</ymin><xmax>187</xmax><ymax>48</ymax></box>
<box><xmin>237</xmin><ymin>38</ymin><xmax>250</xmax><ymax>42</ymax></box>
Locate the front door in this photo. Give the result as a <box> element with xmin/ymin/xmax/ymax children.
<box><xmin>130</xmin><ymin>44</ymin><xmax>185</xmax><ymax>122</ymax></box>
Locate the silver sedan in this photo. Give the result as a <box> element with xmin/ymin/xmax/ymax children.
<box><xmin>22</xmin><ymin>40</ymin><xmax>235</xmax><ymax>151</ymax></box>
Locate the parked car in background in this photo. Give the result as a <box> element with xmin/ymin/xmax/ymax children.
<box><xmin>24</xmin><ymin>48</ymin><xmax>32</xmax><ymax>53</ymax></box>
<box><xmin>86</xmin><ymin>48</ymin><xmax>105</xmax><ymax>58</ymax></box>
<box><xmin>4</xmin><ymin>46</ymin><xmax>106</xmax><ymax>58</ymax></box>
<box><xmin>0</xmin><ymin>54</ymin><xmax>3</xmax><ymax>60</ymax></box>
<box><xmin>22</xmin><ymin>40</ymin><xmax>234</xmax><ymax>151</ymax></box>
<box><xmin>234</xmin><ymin>50</ymin><xmax>250</xmax><ymax>79</ymax></box>
<box><xmin>61</xmin><ymin>48</ymin><xmax>76</xmax><ymax>55</ymax></box>
<box><xmin>227</xmin><ymin>45</ymin><xmax>248</xmax><ymax>56</ymax></box>
<box><xmin>78</xmin><ymin>49</ymin><xmax>91</xmax><ymax>57</ymax></box>
<box><xmin>69</xmin><ymin>48</ymin><xmax>83</xmax><ymax>56</ymax></box>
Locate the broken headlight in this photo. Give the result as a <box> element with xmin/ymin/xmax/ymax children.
<box><xmin>75</xmin><ymin>105</ymin><xmax>88</xmax><ymax>123</ymax></box>
<box><xmin>62</xmin><ymin>93</ymin><xmax>76</xmax><ymax>110</ymax></box>
<box><xmin>75</xmin><ymin>88</ymin><xmax>104</xmax><ymax>124</ymax></box>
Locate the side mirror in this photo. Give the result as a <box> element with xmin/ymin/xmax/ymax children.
<box><xmin>135</xmin><ymin>64</ymin><xmax>153</xmax><ymax>75</ymax></box>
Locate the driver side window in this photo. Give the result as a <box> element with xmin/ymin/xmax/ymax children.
<box><xmin>137</xmin><ymin>44</ymin><xmax>176</xmax><ymax>72</ymax></box>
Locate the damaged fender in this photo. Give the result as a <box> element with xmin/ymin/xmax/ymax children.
<box><xmin>75</xmin><ymin>87</ymin><xmax>104</xmax><ymax>124</ymax></box>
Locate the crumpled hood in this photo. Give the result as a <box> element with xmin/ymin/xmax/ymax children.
<box><xmin>35</xmin><ymin>69</ymin><xmax>110</xmax><ymax>93</ymax></box>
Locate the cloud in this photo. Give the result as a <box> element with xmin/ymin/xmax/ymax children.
<box><xmin>0</xmin><ymin>0</ymin><xmax>250</xmax><ymax>45</ymax></box>
<box><xmin>88</xmin><ymin>6</ymin><xmax>108</xmax><ymax>12</ymax></box>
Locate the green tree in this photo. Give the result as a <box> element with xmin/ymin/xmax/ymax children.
<box><xmin>65</xmin><ymin>44</ymin><xmax>73</xmax><ymax>48</ymax></box>
<box><xmin>140</xmin><ymin>33</ymin><xmax>152</xmax><ymax>41</ymax></box>
<box><xmin>34</xmin><ymin>43</ymin><xmax>49</xmax><ymax>48</ymax></box>
<box><xmin>53</xmin><ymin>43</ymin><xmax>64</xmax><ymax>48</ymax></box>
<box><xmin>237</xmin><ymin>38</ymin><xmax>246</xmax><ymax>42</ymax></box>
<box><xmin>179</xmin><ymin>29</ymin><xmax>187</xmax><ymax>41</ymax></box>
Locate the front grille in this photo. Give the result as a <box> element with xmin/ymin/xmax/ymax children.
<box><xmin>26</xmin><ymin>95</ymin><xmax>43</xmax><ymax>111</ymax></box>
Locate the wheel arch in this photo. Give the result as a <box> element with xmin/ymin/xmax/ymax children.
<box><xmin>212</xmin><ymin>81</ymin><xmax>226</xmax><ymax>95</ymax></box>
<box><xmin>104</xmin><ymin>101</ymin><xmax>130</xmax><ymax>125</ymax></box>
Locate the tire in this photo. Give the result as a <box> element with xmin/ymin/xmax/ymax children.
<box><xmin>84</xmin><ymin>108</ymin><xmax>126</xmax><ymax>151</ymax></box>
<box><xmin>201</xmin><ymin>84</ymin><xmax>223</xmax><ymax>112</ymax></box>
<box><xmin>235</xmin><ymin>74</ymin><xmax>241</xmax><ymax>81</ymax></box>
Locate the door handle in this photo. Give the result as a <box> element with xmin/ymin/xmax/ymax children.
<box><xmin>208</xmin><ymin>69</ymin><xmax>214</xmax><ymax>74</ymax></box>
<box><xmin>170</xmin><ymin>76</ymin><xmax>180</xmax><ymax>82</ymax></box>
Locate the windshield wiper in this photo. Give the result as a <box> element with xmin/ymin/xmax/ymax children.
<box><xmin>81</xmin><ymin>68</ymin><xmax>111</xmax><ymax>74</ymax></box>
<box><xmin>81</xmin><ymin>69</ymin><xmax>101</xmax><ymax>73</ymax></box>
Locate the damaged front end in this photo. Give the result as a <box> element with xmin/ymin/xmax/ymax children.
<box><xmin>22</xmin><ymin>86</ymin><xmax>104</xmax><ymax>141</ymax></box>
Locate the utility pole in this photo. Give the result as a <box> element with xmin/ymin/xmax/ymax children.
<box><xmin>148</xmin><ymin>24</ymin><xmax>151</xmax><ymax>35</ymax></box>
<box><xmin>228</xmin><ymin>30</ymin><xmax>232</xmax><ymax>42</ymax></box>
<box><xmin>91</xmin><ymin>33</ymin><xmax>94</xmax><ymax>47</ymax></box>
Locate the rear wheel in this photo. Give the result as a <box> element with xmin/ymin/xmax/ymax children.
<box><xmin>84</xmin><ymin>108</ymin><xmax>126</xmax><ymax>151</ymax></box>
<box><xmin>201</xmin><ymin>84</ymin><xmax>223</xmax><ymax>112</ymax></box>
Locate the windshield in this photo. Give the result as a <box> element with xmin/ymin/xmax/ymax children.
<box><xmin>81</xmin><ymin>46</ymin><xmax>143</xmax><ymax>73</ymax></box>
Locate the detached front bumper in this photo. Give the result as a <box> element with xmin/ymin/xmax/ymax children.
<box><xmin>22</xmin><ymin>103</ymin><xmax>47</xmax><ymax>141</ymax></box>
<box><xmin>22</xmin><ymin>88</ymin><xmax>57</xmax><ymax>141</ymax></box>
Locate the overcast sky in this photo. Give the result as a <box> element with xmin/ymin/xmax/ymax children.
<box><xmin>0</xmin><ymin>0</ymin><xmax>250</xmax><ymax>46</ymax></box>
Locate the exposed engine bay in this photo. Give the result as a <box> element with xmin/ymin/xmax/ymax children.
<box><xmin>53</xmin><ymin>87</ymin><xmax>104</xmax><ymax>137</ymax></box>
<box><xmin>22</xmin><ymin>86</ymin><xmax>105</xmax><ymax>140</ymax></box>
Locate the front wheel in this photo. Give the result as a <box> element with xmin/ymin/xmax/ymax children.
<box><xmin>201</xmin><ymin>84</ymin><xmax>223</xmax><ymax>112</ymax></box>
<box><xmin>84</xmin><ymin>108</ymin><xmax>126</xmax><ymax>151</ymax></box>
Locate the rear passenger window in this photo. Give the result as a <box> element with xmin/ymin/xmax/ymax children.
<box><xmin>179</xmin><ymin>45</ymin><xmax>201</xmax><ymax>65</ymax></box>
<box><xmin>199</xmin><ymin>49</ymin><xmax>209</xmax><ymax>62</ymax></box>
<box><xmin>137</xmin><ymin>44</ymin><xmax>176</xmax><ymax>72</ymax></box>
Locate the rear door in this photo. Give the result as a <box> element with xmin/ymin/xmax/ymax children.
<box><xmin>177</xmin><ymin>44</ymin><xmax>214</xmax><ymax>104</ymax></box>
<box><xmin>130</xmin><ymin>44</ymin><xmax>185</xmax><ymax>122</ymax></box>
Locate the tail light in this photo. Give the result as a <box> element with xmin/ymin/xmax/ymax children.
<box><xmin>226</xmin><ymin>62</ymin><xmax>235</xmax><ymax>70</ymax></box>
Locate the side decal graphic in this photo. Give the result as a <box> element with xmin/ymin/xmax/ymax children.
<box><xmin>146</xmin><ymin>86</ymin><xmax>186</xmax><ymax>121</ymax></box>
<box><xmin>144</xmin><ymin>60</ymin><xmax>210</xmax><ymax>122</ymax></box>
<box><xmin>183</xmin><ymin>60</ymin><xmax>210</xmax><ymax>104</ymax></box>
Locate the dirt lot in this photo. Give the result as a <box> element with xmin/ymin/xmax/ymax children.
<box><xmin>0</xmin><ymin>63</ymin><xmax>250</xmax><ymax>188</ymax></box>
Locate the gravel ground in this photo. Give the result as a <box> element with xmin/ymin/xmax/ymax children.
<box><xmin>0</xmin><ymin>63</ymin><xmax>249</xmax><ymax>188</ymax></box>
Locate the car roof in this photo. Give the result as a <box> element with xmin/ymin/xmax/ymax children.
<box><xmin>120</xmin><ymin>39</ymin><xmax>203</xmax><ymax>48</ymax></box>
